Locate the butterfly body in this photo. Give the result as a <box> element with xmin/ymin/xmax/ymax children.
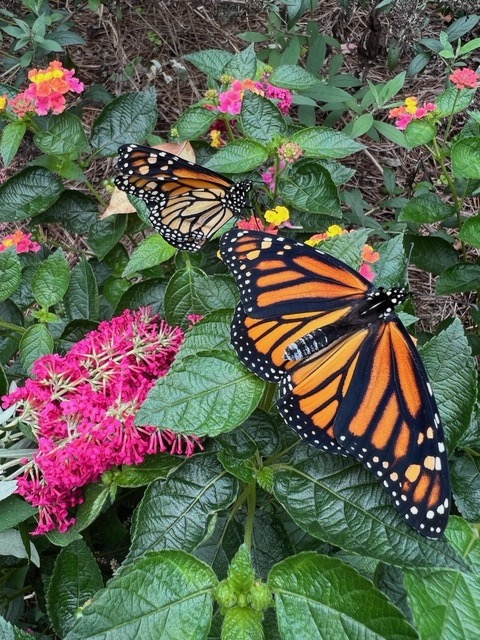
<box><xmin>115</xmin><ymin>144</ymin><xmax>252</xmax><ymax>251</ymax></box>
<box><xmin>220</xmin><ymin>229</ymin><xmax>450</xmax><ymax>538</ymax></box>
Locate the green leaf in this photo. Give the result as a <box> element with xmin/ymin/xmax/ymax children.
<box><xmin>375</xmin><ymin>235</ymin><xmax>407</xmax><ymax>288</ymax></box>
<box><xmin>347</xmin><ymin>113</ymin><xmax>374</xmax><ymax>138</ymax></box>
<box><xmin>269</xmin><ymin>65</ymin><xmax>321</xmax><ymax>91</ymax></box>
<box><xmin>273</xmin><ymin>446</ymin><xmax>467</xmax><ymax>570</ymax></box>
<box><xmin>436</xmin><ymin>263</ymin><xmax>480</xmax><ymax>294</ymax></box>
<box><xmin>73</xmin><ymin>484</ymin><xmax>111</xmax><ymax>533</ymax></box>
<box><xmin>436</xmin><ymin>88</ymin><xmax>475</xmax><ymax>117</ymax></box>
<box><xmin>164</xmin><ymin>267</ymin><xmax>238</xmax><ymax>327</ymax></box>
<box><xmin>122</xmin><ymin>235</ymin><xmax>176</xmax><ymax>278</ymax></box>
<box><xmin>378</xmin><ymin>71</ymin><xmax>406</xmax><ymax>104</ymax></box>
<box><xmin>0</xmin><ymin>495</ymin><xmax>36</xmax><ymax>533</ymax></box>
<box><xmin>114</xmin><ymin>454</ymin><xmax>181</xmax><ymax>488</ymax></box>
<box><xmin>269</xmin><ymin>553</ymin><xmax>417</xmax><ymax>639</ymax></box>
<box><xmin>115</xmin><ymin>280</ymin><xmax>166</xmax><ymax>317</ymax></box>
<box><xmin>40</xmin><ymin>190</ymin><xmax>99</xmax><ymax>234</ymax></box>
<box><xmin>404</xmin><ymin>517</ymin><xmax>480</xmax><ymax>640</ymax></box>
<box><xmin>0</xmin><ymin>616</ymin><xmax>33</xmax><ymax>640</ymax></box>
<box><xmin>282</xmin><ymin>159</ymin><xmax>341</xmax><ymax>216</ymax></box>
<box><xmin>32</xmin><ymin>248</ymin><xmax>70</xmax><ymax>307</ymax></box>
<box><xmin>1</xmin><ymin>121</ymin><xmax>26</xmax><ymax>166</ymax></box>
<box><xmin>204</xmin><ymin>140</ymin><xmax>268</xmax><ymax>173</ymax></box>
<box><xmin>128</xmin><ymin>454</ymin><xmax>238</xmax><ymax>561</ymax></box>
<box><xmin>451</xmin><ymin>453</ymin><xmax>480</xmax><ymax>521</ymax></box>
<box><xmin>399</xmin><ymin>193</ymin><xmax>455</xmax><ymax>224</ymax></box>
<box><xmin>404</xmin><ymin>119</ymin><xmax>436</xmax><ymax>147</ymax></box>
<box><xmin>176</xmin><ymin>309</ymin><xmax>233</xmax><ymax>361</ymax></box>
<box><xmin>459</xmin><ymin>215</ymin><xmax>480</xmax><ymax>247</ymax></box>
<box><xmin>452</xmin><ymin>137</ymin><xmax>480</xmax><ymax>180</ymax></box>
<box><xmin>407</xmin><ymin>52</ymin><xmax>431</xmax><ymax>77</ymax></box>
<box><xmin>0</xmin><ymin>530</ymin><xmax>39</xmax><ymax>565</ymax></box>
<box><xmin>320</xmin><ymin>228</ymin><xmax>369</xmax><ymax>270</ymax></box>
<box><xmin>90</xmin><ymin>89</ymin><xmax>157</xmax><ymax>157</ymax></box>
<box><xmin>64</xmin><ymin>258</ymin><xmax>99</xmax><ymax>321</ymax></box>
<box><xmin>46</xmin><ymin>539</ymin><xmax>104</xmax><ymax>637</ymax></box>
<box><xmin>183</xmin><ymin>49</ymin><xmax>233</xmax><ymax>78</ymax></box>
<box><xmin>87</xmin><ymin>215</ymin><xmax>128</xmax><ymax>260</ymax></box>
<box><xmin>65</xmin><ymin>551</ymin><xmax>216</xmax><ymax>640</ymax></box>
<box><xmin>0</xmin><ymin>249</ymin><xmax>21</xmax><ymax>302</ymax></box>
<box><xmin>0</xmin><ymin>167</ymin><xmax>63</xmax><ymax>223</ymax></box>
<box><xmin>176</xmin><ymin>107</ymin><xmax>217</xmax><ymax>140</ymax></box>
<box><xmin>136</xmin><ymin>349</ymin><xmax>264</xmax><ymax>437</ymax></box>
<box><xmin>223</xmin><ymin>44</ymin><xmax>257</xmax><ymax>79</ymax></box>
<box><xmin>34</xmin><ymin>112</ymin><xmax>89</xmax><ymax>155</ymax></box>
<box><xmin>240</xmin><ymin>92</ymin><xmax>286</xmax><ymax>145</ymax></box>
<box><xmin>446</xmin><ymin>15</ymin><xmax>480</xmax><ymax>41</ymax></box>
<box><xmin>222</xmin><ymin>606</ymin><xmax>264</xmax><ymax>640</ymax></box>
<box><xmin>291</xmin><ymin>126</ymin><xmax>364</xmax><ymax>158</ymax></box>
<box><xmin>217</xmin><ymin>450</ymin><xmax>256</xmax><ymax>483</ymax></box>
<box><xmin>237</xmin><ymin>31</ymin><xmax>269</xmax><ymax>43</ymax></box>
<box><xmin>419</xmin><ymin>319</ymin><xmax>476</xmax><ymax>450</ymax></box>
<box><xmin>405</xmin><ymin>234</ymin><xmax>459</xmax><ymax>275</ymax></box>
<box><xmin>372</xmin><ymin>120</ymin><xmax>408</xmax><ymax>148</ymax></box>
<box><xmin>19</xmin><ymin>324</ymin><xmax>54</xmax><ymax>373</ymax></box>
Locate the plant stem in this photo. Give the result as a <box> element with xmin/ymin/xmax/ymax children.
<box><xmin>244</xmin><ymin>482</ymin><xmax>256</xmax><ymax>549</ymax></box>
<box><xmin>0</xmin><ymin>319</ymin><xmax>25</xmax><ymax>335</ymax></box>
<box><xmin>260</xmin><ymin>382</ymin><xmax>277</xmax><ymax>412</ymax></box>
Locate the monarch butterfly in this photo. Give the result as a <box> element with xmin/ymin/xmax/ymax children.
<box><xmin>220</xmin><ymin>228</ymin><xmax>451</xmax><ymax>538</ymax></box>
<box><xmin>114</xmin><ymin>144</ymin><xmax>252</xmax><ymax>252</ymax></box>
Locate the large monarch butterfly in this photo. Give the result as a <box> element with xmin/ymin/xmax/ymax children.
<box><xmin>114</xmin><ymin>144</ymin><xmax>252</xmax><ymax>252</ymax></box>
<box><xmin>220</xmin><ymin>228</ymin><xmax>451</xmax><ymax>538</ymax></box>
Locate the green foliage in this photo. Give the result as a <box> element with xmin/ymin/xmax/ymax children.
<box><xmin>0</xmin><ymin>4</ymin><xmax>480</xmax><ymax>639</ymax></box>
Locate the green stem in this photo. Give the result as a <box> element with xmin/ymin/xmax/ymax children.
<box><xmin>84</xmin><ymin>178</ymin><xmax>108</xmax><ymax>208</ymax></box>
<box><xmin>442</xmin><ymin>90</ymin><xmax>460</xmax><ymax>144</ymax></box>
<box><xmin>0</xmin><ymin>320</ymin><xmax>25</xmax><ymax>335</ymax></box>
<box><xmin>244</xmin><ymin>482</ymin><xmax>256</xmax><ymax>549</ymax></box>
<box><xmin>271</xmin><ymin>154</ymin><xmax>281</xmax><ymax>205</ymax></box>
<box><xmin>224</xmin><ymin>118</ymin><xmax>236</xmax><ymax>142</ymax></box>
<box><xmin>260</xmin><ymin>382</ymin><xmax>277</xmax><ymax>412</ymax></box>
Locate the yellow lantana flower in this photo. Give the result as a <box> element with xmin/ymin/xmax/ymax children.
<box><xmin>264</xmin><ymin>205</ymin><xmax>290</xmax><ymax>226</ymax></box>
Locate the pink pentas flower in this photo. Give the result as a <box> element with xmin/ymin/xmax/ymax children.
<box><xmin>449</xmin><ymin>68</ymin><xmax>480</xmax><ymax>90</ymax></box>
<box><xmin>2</xmin><ymin>308</ymin><xmax>202</xmax><ymax>535</ymax></box>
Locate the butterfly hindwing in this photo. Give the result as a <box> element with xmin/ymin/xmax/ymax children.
<box><xmin>115</xmin><ymin>144</ymin><xmax>252</xmax><ymax>251</ymax></box>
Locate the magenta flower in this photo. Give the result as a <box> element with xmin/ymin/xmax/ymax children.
<box><xmin>265</xmin><ymin>83</ymin><xmax>293</xmax><ymax>114</ymax></box>
<box><xmin>2</xmin><ymin>308</ymin><xmax>202</xmax><ymax>535</ymax></box>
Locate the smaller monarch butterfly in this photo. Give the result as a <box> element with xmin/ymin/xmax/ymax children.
<box><xmin>114</xmin><ymin>144</ymin><xmax>252</xmax><ymax>252</ymax></box>
<box><xmin>220</xmin><ymin>228</ymin><xmax>451</xmax><ymax>538</ymax></box>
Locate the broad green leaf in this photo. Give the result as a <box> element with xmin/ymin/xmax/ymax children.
<box><xmin>176</xmin><ymin>107</ymin><xmax>217</xmax><ymax>141</ymax></box>
<box><xmin>269</xmin><ymin>66</ymin><xmax>321</xmax><ymax>91</ymax></box>
<box><xmin>32</xmin><ymin>248</ymin><xmax>70</xmax><ymax>307</ymax></box>
<box><xmin>164</xmin><ymin>267</ymin><xmax>238</xmax><ymax>327</ymax></box>
<box><xmin>0</xmin><ymin>495</ymin><xmax>36</xmax><ymax>533</ymax></box>
<box><xmin>282</xmin><ymin>160</ymin><xmax>341</xmax><ymax>216</ymax></box>
<box><xmin>372</xmin><ymin>120</ymin><xmax>408</xmax><ymax>147</ymax></box>
<box><xmin>240</xmin><ymin>92</ymin><xmax>286</xmax><ymax>145</ymax></box>
<box><xmin>0</xmin><ymin>167</ymin><xmax>63</xmax><ymax>223</ymax></box>
<box><xmin>114</xmin><ymin>454</ymin><xmax>181</xmax><ymax>488</ymax></box>
<box><xmin>87</xmin><ymin>215</ymin><xmax>128</xmax><ymax>260</ymax></box>
<box><xmin>446</xmin><ymin>15</ymin><xmax>480</xmax><ymax>40</ymax></box>
<box><xmin>64</xmin><ymin>258</ymin><xmax>99</xmax><ymax>321</ymax></box>
<box><xmin>0</xmin><ymin>530</ymin><xmax>39</xmax><ymax>566</ymax></box>
<box><xmin>34</xmin><ymin>112</ymin><xmax>89</xmax><ymax>155</ymax></box>
<box><xmin>436</xmin><ymin>263</ymin><xmax>480</xmax><ymax>294</ymax></box>
<box><xmin>0</xmin><ymin>616</ymin><xmax>32</xmax><ymax>640</ymax></box>
<box><xmin>223</xmin><ymin>44</ymin><xmax>257</xmax><ymax>79</ymax></box>
<box><xmin>183</xmin><ymin>49</ymin><xmax>233</xmax><ymax>77</ymax></box>
<box><xmin>451</xmin><ymin>453</ymin><xmax>480</xmax><ymax>521</ymax></box>
<box><xmin>39</xmin><ymin>190</ymin><xmax>99</xmax><ymax>234</ymax></box>
<box><xmin>291</xmin><ymin>126</ymin><xmax>364</xmax><ymax>158</ymax></box>
<box><xmin>114</xmin><ymin>280</ymin><xmax>166</xmax><ymax>317</ymax></box>
<box><xmin>65</xmin><ymin>551</ymin><xmax>216</xmax><ymax>640</ymax></box>
<box><xmin>404</xmin><ymin>119</ymin><xmax>436</xmax><ymax>147</ymax></box>
<box><xmin>320</xmin><ymin>228</ymin><xmax>369</xmax><ymax>269</ymax></box>
<box><xmin>222</xmin><ymin>607</ymin><xmax>264</xmax><ymax>640</ymax></box>
<box><xmin>0</xmin><ymin>249</ymin><xmax>21</xmax><ymax>302</ymax></box>
<box><xmin>90</xmin><ymin>88</ymin><xmax>157</xmax><ymax>157</ymax></box>
<box><xmin>19</xmin><ymin>324</ymin><xmax>54</xmax><ymax>373</ymax></box>
<box><xmin>74</xmin><ymin>484</ymin><xmax>112</xmax><ymax>533</ymax></box>
<box><xmin>317</xmin><ymin>159</ymin><xmax>355</xmax><ymax>186</ymax></box>
<box><xmin>375</xmin><ymin>235</ymin><xmax>407</xmax><ymax>288</ymax></box>
<box><xmin>269</xmin><ymin>553</ymin><xmax>417</xmax><ymax>639</ymax></box>
<box><xmin>419</xmin><ymin>319</ymin><xmax>476</xmax><ymax>449</ymax></box>
<box><xmin>127</xmin><ymin>454</ymin><xmax>238</xmax><ymax>561</ymax></box>
<box><xmin>216</xmin><ymin>410</ymin><xmax>281</xmax><ymax>460</ymax></box>
<box><xmin>46</xmin><ymin>539</ymin><xmax>104</xmax><ymax>637</ymax></box>
<box><xmin>217</xmin><ymin>450</ymin><xmax>256</xmax><ymax>483</ymax></box>
<box><xmin>407</xmin><ymin>52</ymin><xmax>431</xmax><ymax>77</ymax></box>
<box><xmin>136</xmin><ymin>349</ymin><xmax>264</xmax><ymax>436</ymax></box>
<box><xmin>31</xmin><ymin>154</ymin><xmax>88</xmax><ymax>182</ymax></box>
<box><xmin>347</xmin><ymin>113</ymin><xmax>374</xmax><ymax>138</ymax></box>
<box><xmin>459</xmin><ymin>215</ymin><xmax>480</xmax><ymax>247</ymax></box>
<box><xmin>399</xmin><ymin>193</ymin><xmax>455</xmax><ymax>224</ymax></box>
<box><xmin>1</xmin><ymin>121</ymin><xmax>26</xmax><ymax>166</ymax></box>
<box><xmin>404</xmin><ymin>517</ymin><xmax>480</xmax><ymax>640</ymax></box>
<box><xmin>204</xmin><ymin>140</ymin><xmax>268</xmax><ymax>173</ymax></box>
<box><xmin>452</xmin><ymin>137</ymin><xmax>480</xmax><ymax>180</ymax></box>
<box><xmin>122</xmin><ymin>235</ymin><xmax>176</xmax><ymax>278</ymax></box>
<box><xmin>273</xmin><ymin>445</ymin><xmax>467</xmax><ymax>570</ymax></box>
<box><xmin>405</xmin><ymin>235</ymin><xmax>459</xmax><ymax>275</ymax></box>
<box><xmin>0</xmin><ymin>300</ymin><xmax>23</xmax><ymax>364</ymax></box>
<box><xmin>436</xmin><ymin>88</ymin><xmax>475</xmax><ymax>117</ymax></box>
<box><xmin>176</xmin><ymin>309</ymin><xmax>233</xmax><ymax>361</ymax></box>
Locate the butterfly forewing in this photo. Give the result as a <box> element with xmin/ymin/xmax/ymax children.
<box><xmin>115</xmin><ymin>144</ymin><xmax>251</xmax><ymax>251</ymax></box>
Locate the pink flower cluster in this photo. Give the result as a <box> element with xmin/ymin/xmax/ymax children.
<box><xmin>7</xmin><ymin>60</ymin><xmax>84</xmax><ymax>117</ymax></box>
<box><xmin>449</xmin><ymin>68</ymin><xmax>480</xmax><ymax>90</ymax></box>
<box><xmin>2</xmin><ymin>308</ymin><xmax>202</xmax><ymax>535</ymax></box>
<box><xmin>262</xmin><ymin>160</ymin><xmax>286</xmax><ymax>191</ymax></box>
<box><xmin>264</xmin><ymin>83</ymin><xmax>293</xmax><ymax>114</ymax></box>
<box><xmin>0</xmin><ymin>230</ymin><xmax>41</xmax><ymax>254</ymax></box>
<box><xmin>207</xmin><ymin>78</ymin><xmax>293</xmax><ymax>117</ymax></box>
<box><xmin>389</xmin><ymin>96</ymin><xmax>437</xmax><ymax>130</ymax></box>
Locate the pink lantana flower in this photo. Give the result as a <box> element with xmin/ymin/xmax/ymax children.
<box><xmin>449</xmin><ymin>68</ymin><xmax>480</xmax><ymax>90</ymax></box>
<box><xmin>388</xmin><ymin>96</ymin><xmax>437</xmax><ymax>130</ymax></box>
<box><xmin>0</xmin><ymin>230</ymin><xmax>41</xmax><ymax>254</ymax></box>
<box><xmin>2</xmin><ymin>308</ymin><xmax>202</xmax><ymax>535</ymax></box>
